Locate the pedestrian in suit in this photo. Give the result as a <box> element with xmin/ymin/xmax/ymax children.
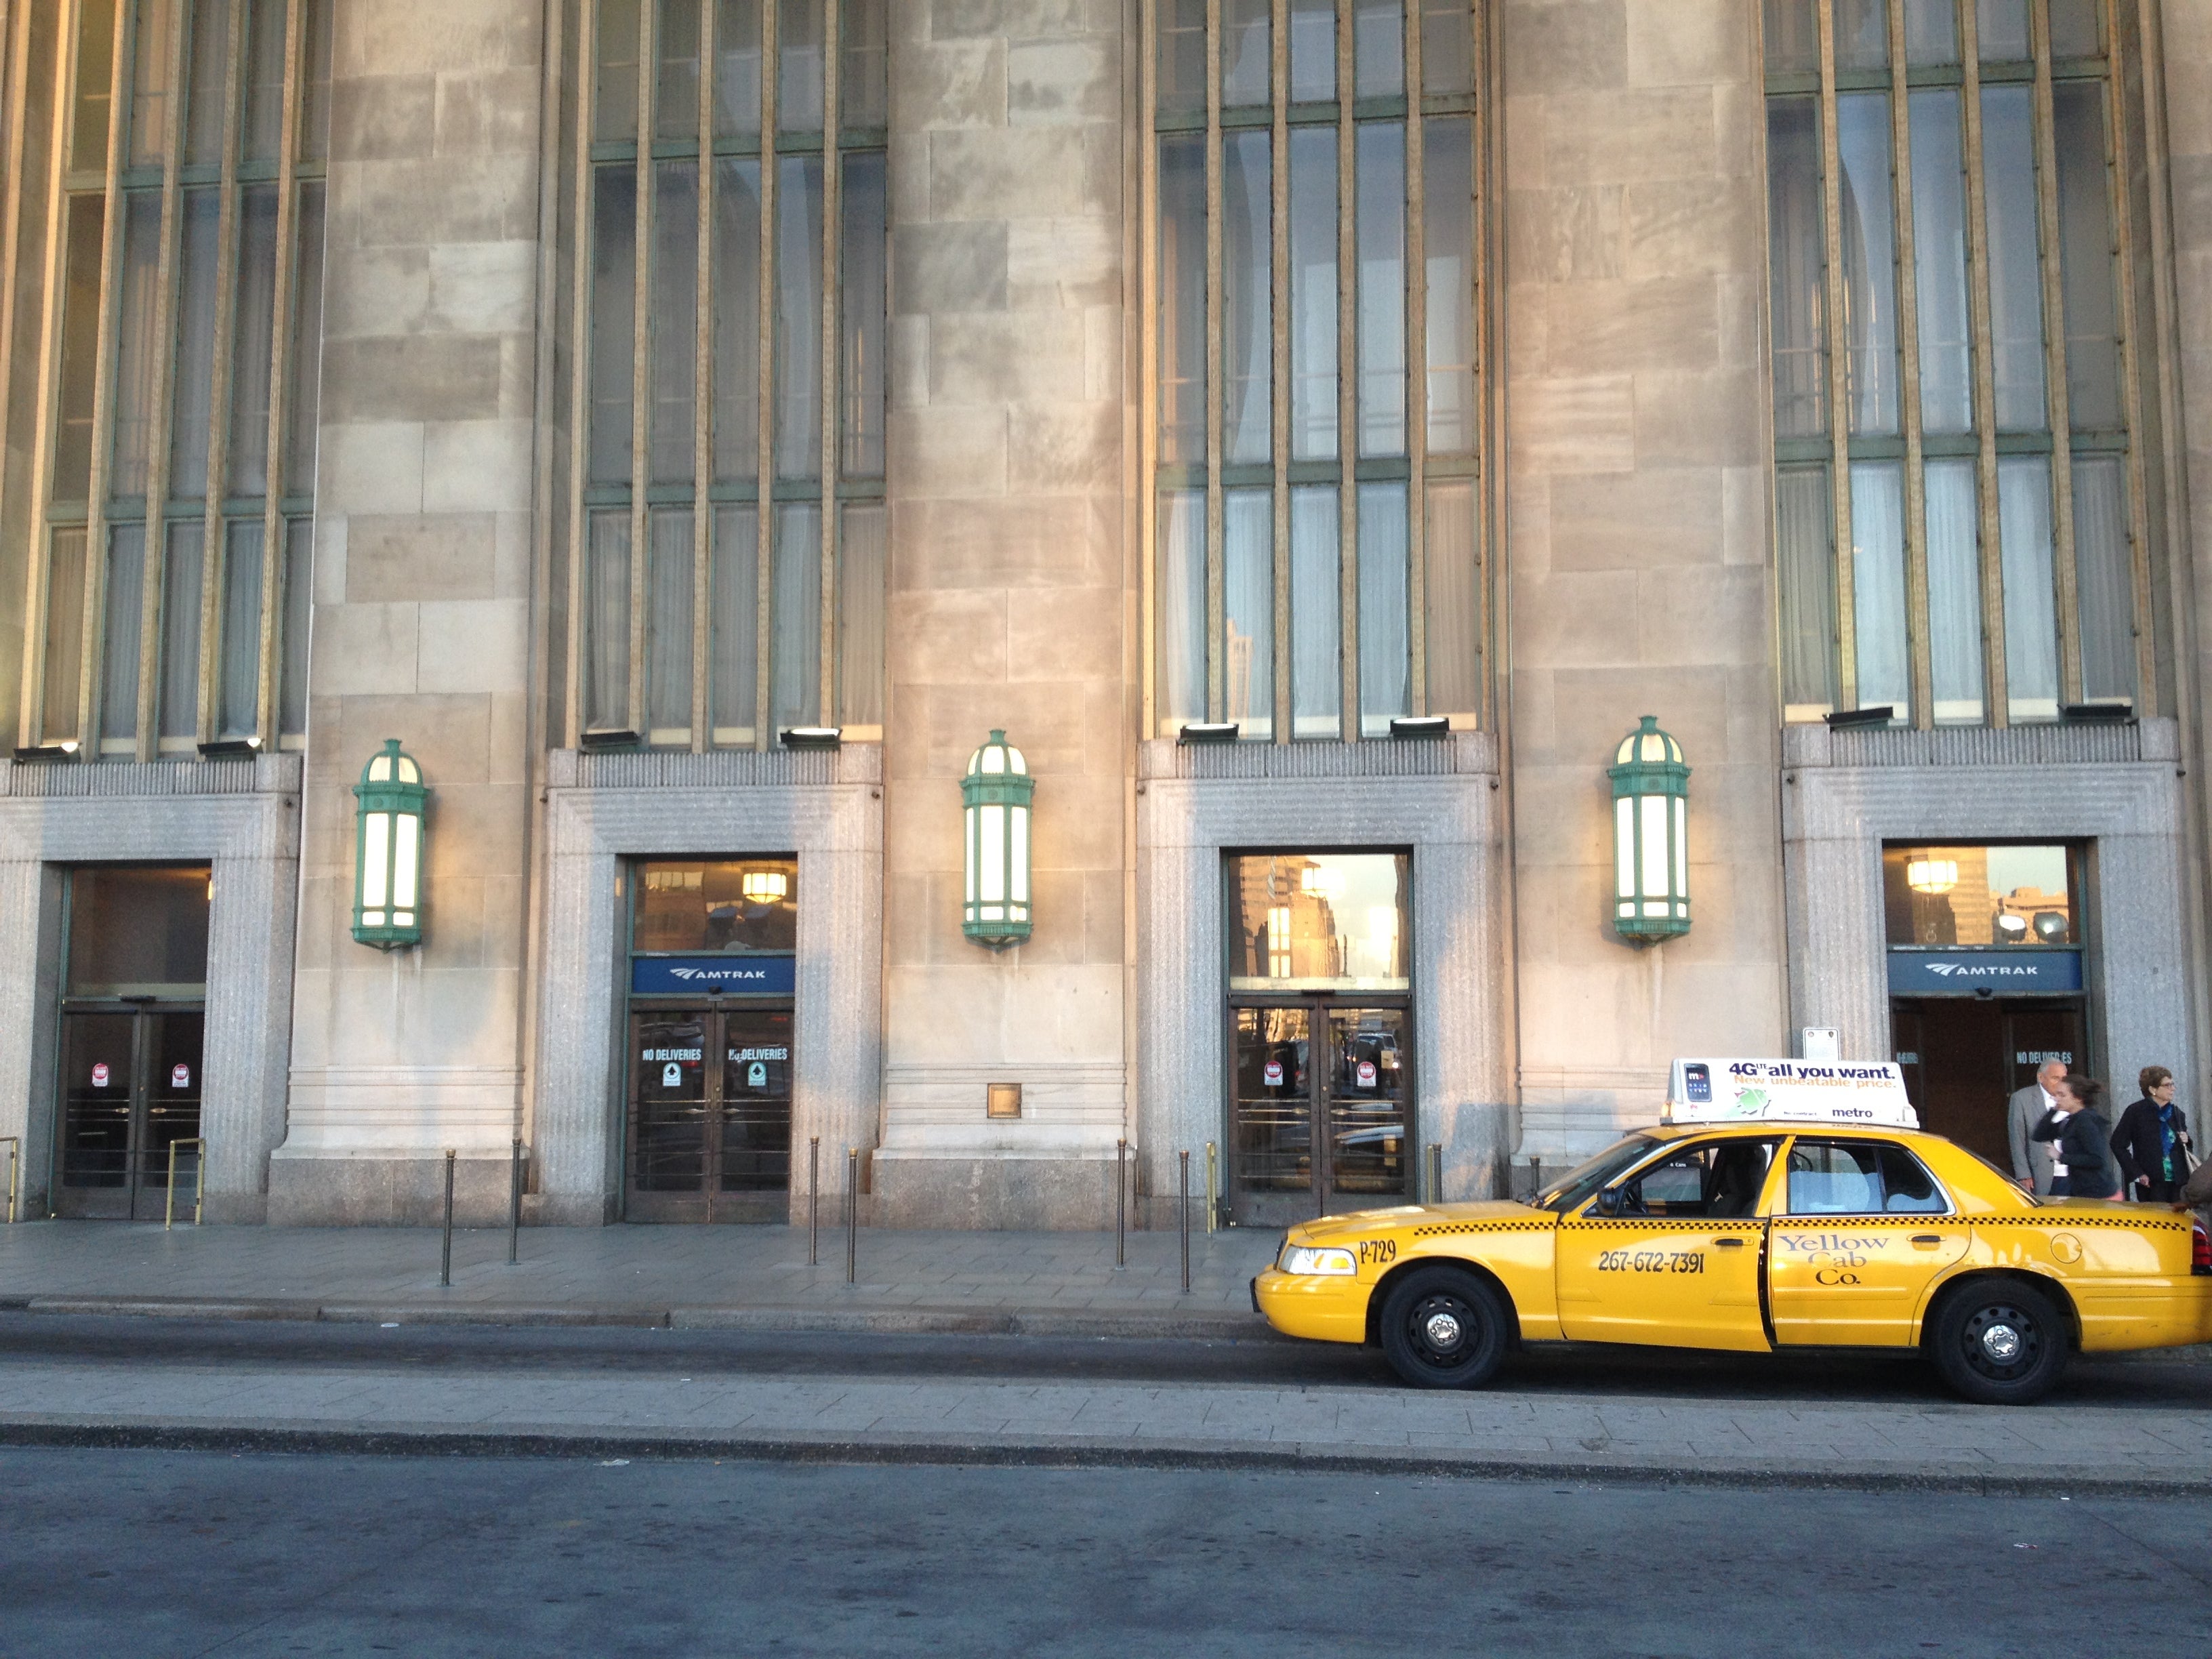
<box><xmin>2112</xmin><ymin>1066</ymin><xmax>2196</xmax><ymax>1203</ymax></box>
<box><xmin>2007</xmin><ymin>1059</ymin><xmax>2066</xmax><ymax>1195</ymax></box>
<box><xmin>2033</xmin><ymin>1075</ymin><xmax>2121</xmax><ymax>1200</ymax></box>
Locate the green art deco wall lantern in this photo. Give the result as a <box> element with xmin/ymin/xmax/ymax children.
<box><xmin>352</xmin><ymin>739</ymin><xmax>427</xmax><ymax>949</ymax></box>
<box><xmin>1609</xmin><ymin>716</ymin><xmax>1690</xmax><ymax>944</ymax></box>
<box><xmin>963</xmin><ymin>729</ymin><xmax>1034</xmax><ymax>947</ymax></box>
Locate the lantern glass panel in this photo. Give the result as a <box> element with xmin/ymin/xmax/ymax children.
<box><xmin>1614</xmin><ymin>798</ymin><xmax>1635</xmax><ymax>900</ymax></box>
<box><xmin>1639</xmin><ymin>794</ymin><xmax>1669</xmax><ymax>899</ymax></box>
<box><xmin>979</xmin><ymin>805</ymin><xmax>1006</xmax><ymax>903</ymax></box>
<box><xmin>1010</xmin><ymin>806</ymin><xmax>1030</xmax><ymax>904</ymax></box>
<box><xmin>361</xmin><ymin>813</ymin><xmax>390</xmax><ymax>910</ymax></box>
<box><xmin>1673</xmin><ymin>797</ymin><xmax>1687</xmax><ymax>900</ymax></box>
<box><xmin>392</xmin><ymin>815</ymin><xmax>421</xmax><ymax>912</ymax></box>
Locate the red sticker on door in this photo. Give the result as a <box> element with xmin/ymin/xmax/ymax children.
<box><xmin>171</xmin><ymin>1063</ymin><xmax>191</xmax><ymax>1090</ymax></box>
<box><xmin>1356</xmin><ymin>1060</ymin><xmax>1378</xmax><ymax>1089</ymax></box>
<box><xmin>91</xmin><ymin>1062</ymin><xmax>110</xmax><ymax>1088</ymax></box>
<box><xmin>1263</xmin><ymin>1060</ymin><xmax>1284</xmax><ymax>1088</ymax></box>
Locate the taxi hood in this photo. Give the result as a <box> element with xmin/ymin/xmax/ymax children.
<box><xmin>1292</xmin><ymin>1200</ymin><xmax>1531</xmax><ymax>1242</ymax></box>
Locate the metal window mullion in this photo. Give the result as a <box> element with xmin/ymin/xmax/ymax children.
<box><xmin>195</xmin><ymin>0</ymin><xmax>250</xmax><ymax>747</ymax></box>
<box><xmin>1816</xmin><ymin>4</ymin><xmax>1857</xmax><ymax>713</ymax></box>
<box><xmin>1401</xmin><ymin>0</ymin><xmax>1426</xmax><ymax>731</ymax></box>
<box><xmin>627</xmin><ymin>0</ymin><xmax>655</xmax><ymax>736</ymax></box>
<box><xmin>135</xmin><ymin>0</ymin><xmax>195</xmax><ymax>760</ymax></box>
<box><xmin>1333</xmin><ymin>0</ymin><xmax>1354</xmax><ymax>737</ymax></box>
<box><xmin>4</xmin><ymin>0</ymin><xmax>46</xmax><ymax>743</ymax></box>
<box><xmin>254</xmin><ymin>0</ymin><xmax>306</xmax><ymax>747</ymax></box>
<box><xmin>1888</xmin><ymin>0</ymin><xmax>1932</xmax><ymax>727</ymax></box>
<box><xmin>0</xmin><ymin>0</ymin><xmax>28</xmax><ymax>556</ymax></box>
<box><xmin>691</xmin><ymin>0</ymin><xmax>714</xmax><ymax>750</ymax></box>
<box><xmin>1270</xmin><ymin>0</ymin><xmax>1290</xmax><ymax>744</ymax></box>
<box><xmin>74</xmin><ymin>0</ymin><xmax>134</xmax><ymax>748</ymax></box>
<box><xmin>1139</xmin><ymin>0</ymin><xmax>1160</xmax><ymax>737</ymax></box>
<box><xmin>1958</xmin><ymin>1</ymin><xmax>2009</xmax><ymax>725</ymax></box>
<box><xmin>1475</xmin><ymin>0</ymin><xmax>1496</xmax><ymax>726</ymax></box>
<box><xmin>2029</xmin><ymin>0</ymin><xmax>2081</xmax><ymax>707</ymax></box>
<box><xmin>752</xmin><ymin>0</ymin><xmax>777</xmax><ymax>750</ymax></box>
<box><xmin>1204</xmin><ymin>0</ymin><xmax>1224</xmax><ymax>724</ymax></box>
<box><xmin>819</xmin><ymin>0</ymin><xmax>841</xmax><ymax>726</ymax></box>
<box><xmin>2100</xmin><ymin>0</ymin><xmax>2155</xmax><ymax>714</ymax></box>
<box><xmin>564</xmin><ymin>0</ymin><xmax>600</xmax><ymax>747</ymax></box>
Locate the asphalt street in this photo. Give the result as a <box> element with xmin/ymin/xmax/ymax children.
<box><xmin>2</xmin><ymin>1311</ymin><xmax>2208</xmax><ymax>1408</ymax></box>
<box><xmin>1</xmin><ymin>1444</ymin><xmax>2206</xmax><ymax>1658</ymax></box>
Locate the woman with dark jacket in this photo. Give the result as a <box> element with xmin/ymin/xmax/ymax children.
<box><xmin>2112</xmin><ymin>1066</ymin><xmax>2196</xmax><ymax>1203</ymax></box>
<box><xmin>2032</xmin><ymin>1076</ymin><xmax>2121</xmax><ymax>1200</ymax></box>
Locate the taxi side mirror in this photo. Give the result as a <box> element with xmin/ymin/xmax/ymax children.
<box><xmin>1593</xmin><ymin>1187</ymin><xmax>1624</xmax><ymax>1217</ymax></box>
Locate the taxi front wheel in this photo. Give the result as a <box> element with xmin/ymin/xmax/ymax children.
<box><xmin>1927</xmin><ymin>1280</ymin><xmax>2070</xmax><ymax>1406</ymax></box>
<box><xmin>1378</xmin><ymin>1268</ymin><xmax>1511</xmax><ymax>1389</ymax></box>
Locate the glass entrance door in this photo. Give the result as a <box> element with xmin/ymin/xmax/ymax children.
<box><xmin>1891</xmin><ymin>996</ymin><xmax>2085</xmax><ymax>1169</ymax></box>
<box><xmin>1229</xmin><ymin>1002</ymin><xmax>1410</xmax><ymax>1226</ymax></box>
<box><xmin>56</xmin><ymin>1008</ymin><xmax>204</xmax><ymax>1220</ymax></box>
<box><xmin>626</xmin><ymin>1006</ymin><xmax>794</xmax><ymax>1221</ymax></box>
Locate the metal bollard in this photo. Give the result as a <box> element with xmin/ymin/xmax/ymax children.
<box><xmin>845</xmin><ymin>1146</ymin><xmax>858</xmax><ymax>1286</ymax></box>
<box><xmin>0</xmin><ymin>1136</ymin><xmax>19</xmax><ymax>1224</ymax></box>
<box><xmin>1204</xmin><ymin>1141</ymin><xmax>1218</xmax><ymax>1233</ymax></box>
<box><xmin>164</xmin><ymin>1138</ymin><xmax>206</xmax><ymax>1230</ymax></box>
<box><xmin>1179</xmin><ymin>1149</ymin><xmax>1191</xmax><ymax>1294</ymax></box>
<box><xmin>1426</xmin><ymin>1142</ymin><xmax>1444</xmax><ymax>1206</ymax></box>
<box><xmin>1114</xmin><ymin>1139</ymin><xmax>1128</xmax><ymax>1269</ymax></box>
<box><xmin>508</xmin><ymin>1137</ymin><xmax>523</xmax><ymax>1265</ymax></box>
<box><xmin>808</xmin><ymin>1136</ymin><xmax>820</xmax><ymax>1266</ymax></box>
<box><xmin>439</xmin><ymin>1149</ymin><xmax>457</xmax><ymax>1288</ymax></box>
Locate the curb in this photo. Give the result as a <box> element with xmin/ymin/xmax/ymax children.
<box><xmin>14</xmin><ymin>1294</ymin><xmax>1277</xmax><ymax>1343</ymax></box>
<box><xmin>1</xmin><ymin>1416</ymin><xmax>2206</xmax><ymax>1498</ymax></box>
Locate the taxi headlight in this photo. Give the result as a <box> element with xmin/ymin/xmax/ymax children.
<box><xmin>1279</xmin><ymin>1244</ymin><xmax>1357</xmax><ymax>1277</ymax></box>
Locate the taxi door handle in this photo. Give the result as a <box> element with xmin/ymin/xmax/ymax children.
<box><xmin>1713</xmin><ymin>1237</ymin><xmax>1746</xmax><ymax>1248</ymax></box>
<box><xmin>1911</xmin><ymin>1235</ymin><xmax>1943</xmax><ymax>1247</ymax></box>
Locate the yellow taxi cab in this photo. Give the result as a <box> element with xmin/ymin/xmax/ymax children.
<box><xmin>1252</xmin><ymin>1059</ymin><xmax>2212</xmax><ymax>1404</ymax></box>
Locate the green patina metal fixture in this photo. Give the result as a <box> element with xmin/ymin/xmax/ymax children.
<box><xmin>962</xmin><ymin>729</ymin><xmax>1034</xmax><ymax>947</ymax></box>
<box><xmin>352</xmin><ymin>739</ymin><xmax>428</xmax><ymax>950</ymax></box>
<box><xmin>1608</xmin><ymin>715</ymin><xmax>1690</xmax><ymax>944</ymax></box>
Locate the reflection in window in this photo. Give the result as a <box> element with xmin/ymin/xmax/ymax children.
<box><xmin>1230</xmin><ymin>853</ymin><xmax>1410</xmax><ymax>989</ymax></box>
<box><xmin>1881</xmin><ymin>844</ymin><xmax>2078</xmax><ymax>948</ymax></box>
<box><xmin>577</xmin><ymin>0</ymin><xmax>886</xmax><ymax>748</ymax></box>
<box><xmin>67</xmin><ymin>865</ymin><xmax>212</xmax><ymax>995</ymax></box>
<box><xmin>1763</xmin><ymin>2</ymin><xmax>2154</xmax><ymax>726</ymax></box>
<box><xmin>1155</xmin><ymin>2</ymin><xmax>1483</xmax><ymax>740</ymax></box>
<box><xmin>634</xmin><ymin>859</ymin><xmax>799</xmax><ymax>954</ymax></box>
<box><xmin>1786</xmin><ymin>1141</ymin><xmax>1946</xmax><ymax>1215</ymax></box>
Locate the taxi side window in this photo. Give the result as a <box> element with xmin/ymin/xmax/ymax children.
<box><xmin>1786</xmin><ymin>1141</ymin><xmax>1949</xmax><ymax>1216</ymax></box>
<box><xmin>1614</xmin><ymin>1140</ymin><xmax>1780</xmax><ymax>1218</ymax></box>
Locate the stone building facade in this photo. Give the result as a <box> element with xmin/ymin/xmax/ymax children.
<box><xmin>1</xmin><ymin>0</ymin><xmax>2207</xmax><ymax>1229</ymax></box>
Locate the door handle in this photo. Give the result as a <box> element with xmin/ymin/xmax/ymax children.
<box><xmin>1911</xmin><ymin>1235</ymin><xmax>1943</xmax><ymax>1247</ymax></box>
<box><xmin>1713</xmin><ymin>1237</ymin><xmax>1746</xmax><ymax>1248</ymax></box>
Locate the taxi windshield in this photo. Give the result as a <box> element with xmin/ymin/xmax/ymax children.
<box><xmin>1532</xmin><ymin>1134</ymin><xmax>1660</xmax><ymax>1212</ymax></box>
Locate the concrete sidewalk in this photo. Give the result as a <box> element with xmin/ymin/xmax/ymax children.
<box><xmin>0</xmin><ymin>1219</ymin><xmax>1284</xmax><ymax>1336</ymax></box>
<box><xmin>3</xmin><ymin>1348</ymin><xmax>2208</xmax><ymax>1496</ymax></box>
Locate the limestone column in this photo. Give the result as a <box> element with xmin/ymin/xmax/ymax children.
<box><xmin>872</xmin><ymin>3</ymin><xmax>1132</xmax><ymax>1227</ymax></box>
<box><xmin>270</xmin><ymin>0</ymin><xmax>543</xmax><ymax>1224</ymax></box>
<box><xmin>1501</xmin><ymin>0</ymin><xmax>1788</xmax><ymax>1163</ymax></box>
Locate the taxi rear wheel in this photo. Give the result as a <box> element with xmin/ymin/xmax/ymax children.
<box><xmin>1378</xmin><ymin>1268</ymin><xmax>1510</xmax><ymax>1390</ymax></box>
<box><xmin>1927</xmin><ymin>1280</ymin><xmax>2070</xmax><ymax>1406</ymax></box>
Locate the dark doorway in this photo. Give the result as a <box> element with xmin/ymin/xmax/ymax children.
<box><xmin>1891</xmin><ymin>997</ymin><xmax>2085</xmax><ymax>1168</ymax></box>
<box><xmin>624</xmin><ymin>1004</ymin><xmax>793</xmax><ymax>1222</ymax></box>
<box><xmin>1227</xmin><ymin>1000</ymin><xmax>1410</xmax><ymax>1226</ymax></box>
<box><xmin>54</xmin><ymin>865</ymin><xmax>211</xmax><ymax>1220</ymax></box>
<box><xmin>56</xmin><ymin>1008</ymin><xmax>204</xmax><ymax>1219</ymax></box>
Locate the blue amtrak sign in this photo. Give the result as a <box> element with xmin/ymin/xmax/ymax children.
<box><xmin>1886</xmin><ymin>947</ymin><xmax>2082</xmax><ymax>996</ymax></box>
<box><xmin>631</xmin><ymin>954</ymin><xmax>796</xmax><ymax>996</ymax></box>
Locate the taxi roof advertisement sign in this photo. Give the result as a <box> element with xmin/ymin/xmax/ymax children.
<box><xmin>1665</xmin><ymin>1059</ymin><xmax>1919</xmax><ymax>1128</ymax></box>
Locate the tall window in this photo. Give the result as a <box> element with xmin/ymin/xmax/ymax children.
<box><xmin>23</xmin><ymin>0</ymin><xmax>329</xmax><ymax>758</ymax></box>
<box><xmin>570</xmin><ymin>0</ymin><xmax>886</xmax><ymax>750</ymax></box>
<box><xmin>1765</xmin><ymin>0</ymin><xmax>2154</xmax><ymax>726</ymax></box>
<box><xmin>1151</xmin><ymin>0</ymin><xmax>1486</xmax><ymax>741</ymax></box>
